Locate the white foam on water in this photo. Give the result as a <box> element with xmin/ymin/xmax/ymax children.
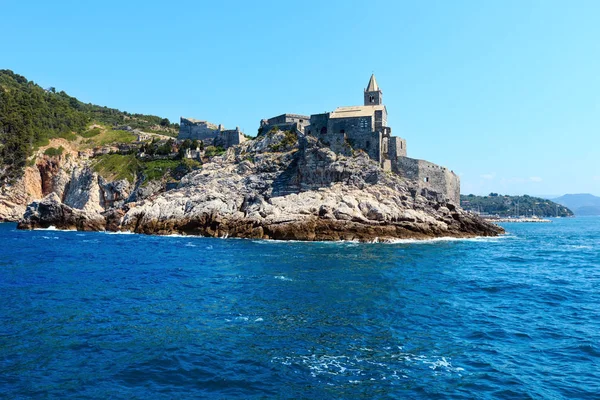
<box><xmin>34</xmin><ymin>226</ymin><xmax>76</xmax><ymax>232</ymax></box>
<box><xmin>271</xmin><ymin>347</ymin><xmax>466</xmax><ymax>382</ymax></box>
<box><xmin>184</xmin><ymin>242</ymin><xmax>197</xmax><ymax>247</ymax></box>
<box><xmin>252</xmin><ymin>234</ymin><xmax>513</xmax><ymax>246</ymax></box>
<box><xmin>41</xmin><ymin>236</ymin><xmax>59</xmax><ymax>240</ymax></box>
<box><xmin>274</xmin><ymin>275</ymin><xmax>293</xmax><ymax>281</ymax></box>
<box><xmin>254</xmin><ymin>317</ymin><xmax>264</xmax><ymax>322</ymax></box>
<box><xmin>567</xmin><ymin>245</ymin><xmax>593</xmax><ymax>250</ymax></box>
<box><xmin>385</xmin><ymin>234</ymin><xmax>514</xmax><ymax>245</ymax></box>
<box><xmin>35</xmin><ymin>225</ymin><xmax>58</xmax><ymax>231</ymax></box>
<box><xmin>104</xmin><ymin>231</ymin><xmax>134</xmax><ymax>235</ymax></box>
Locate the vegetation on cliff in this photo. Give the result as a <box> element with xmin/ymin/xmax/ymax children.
<box><xmin>92</xmin><ymin>154</ymin><xmax>201</xmax><ymax>184</ymax></box>
<box><xmin>0</xmin><ymin>69</ymin><xmax>177</xmax><ymax>182</ymax></box>
<box><xmin>460</xmin><ymin>193</ymin><xmax>573</xmax><ymax>217</ymax></box>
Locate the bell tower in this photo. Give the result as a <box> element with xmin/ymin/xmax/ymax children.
<box><xmin>364</xmin><ymin>74</ymin><xmax>382</xmax><ymax>106</ymax></box>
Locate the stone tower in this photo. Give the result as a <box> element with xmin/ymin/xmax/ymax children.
<box><xmin>364</xmin><ymin>74</ymin><xmax>382</xmax><ymax>106</ymax></box>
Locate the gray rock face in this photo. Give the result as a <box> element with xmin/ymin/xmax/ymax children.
<box><xmin>63</xmin><ymin>166</ymin><xmax>104</xmax><ymax>213</ymax></box>
<box><xmin>99</xmin><ymin>177</ymin><xmax>131</xmax><ymax>209</ymax></box>
<box><xmin>18</xmin><ymin>193</ymin><xmax>105</xmax><ymax>231</ymax></box>
<box><xmin>119</xmin><ymin>134</ymin><xmax>503</xmax><ymax>241</ymax></box>
<box><xmin>127</xmin><ymin>179</ymin><xmax>163</xmax><ymax>203</ymax></box>
<box><xmin>18</xmin><ymin>132</ymin><xmax>503</xmax><ymax>241</ymax></box>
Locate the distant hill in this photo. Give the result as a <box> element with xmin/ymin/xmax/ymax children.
<box><xmin>460</xmin><ymin>193</ymin><xmax>573</xmax><ymax>217</ymax></box>
<box><xmin>0</xmin><ymin>69</ymin><xmax>178</xmax><ymax>182</ymax></box>
<box><xmin>552</xmin><ymin>194</ymin><xmax>600</xmax><ymax>216</ymax></box>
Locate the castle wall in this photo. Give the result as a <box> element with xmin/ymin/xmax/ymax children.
<box><xmin>388</xmin><ymin>136</ymin><xmax>407</xmax><ymax>161</ymax></box>
<box><xmin>215</xmin><ymin>129</ymin><xmax>247</xmax><ymax>148</ymax></box>
<box><xmin>393</xmin><ymin>156</ymin><xmax>460</xmax><ymax>205</ymax></box>
<box><xmin>327</xmin><ymin>117</ymin><xmax>382</xmax><ymax>162</ymax></box>
<box><xmin>179</xmin><ymin>118</ymin><xmax>220</xmax><ymax>142</ymax></box>
<box><xmin>266</xmin><ymin>114</ymin><xmax>310</xmax><ymax>133</ymax></box>
<box><xmin>267</xmin><ymin>114</ymin><xmax>309</xmax><ymax>125</ymax></box>
<box><xmin>306</xmin><ymin>113</ymin><xmax>329</xmax><ymax>141</ymax></box>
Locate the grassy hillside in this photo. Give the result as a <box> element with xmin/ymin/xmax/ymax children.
<box><xmin>461</xmin><ymin>193</ymin><xmax>573</xmax><ymax>217</ymax></box>
<box><xmin>92</xmin><ymin>154</ymin><xmax>200</xmax><ymax>184</ymax></box>
<box><xmin>0</xmin><ymin>69</ymin><xmax>177</xmax><ymax>182</ymax></box>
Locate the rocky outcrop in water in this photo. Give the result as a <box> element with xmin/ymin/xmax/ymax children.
<box><xmin>18</xmin><ymin>132</ymin><xmax>503</xmax><ymax>241</ymax></box>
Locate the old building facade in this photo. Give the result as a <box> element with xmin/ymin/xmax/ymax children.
<box><xmin>178</xmin><ymin>117</ymin><xmax>246</xmax><ymax>148</ymax></box>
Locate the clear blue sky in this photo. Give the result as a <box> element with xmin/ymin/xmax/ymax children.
<box><xmin>3</xmin><ymin>0</ymin><xmax>599</xmax><ymax>196</ymax></box>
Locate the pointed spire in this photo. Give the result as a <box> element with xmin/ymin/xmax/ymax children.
<box><xmin>366</xmin><ymin>74</ymin><xmax>379</xmax><ymax>92</ymax></box>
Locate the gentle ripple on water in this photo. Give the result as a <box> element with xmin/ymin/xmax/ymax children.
<box><xmin>1</xmin><ymin>217</ymin><xmax>599</xmax><ymax>398</ymax></box>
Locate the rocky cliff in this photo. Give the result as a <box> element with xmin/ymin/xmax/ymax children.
<box><xmin>1</xmin><ymin>139</ymin><xmax>163</xmax><ymax>224</ymax></box>
<box><xmin>17</xmin><ymin>132</ymin><xmax>503</xmax><ymax>241</ymax></box>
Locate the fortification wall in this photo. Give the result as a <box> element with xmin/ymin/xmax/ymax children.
<box><xmin>179</xmin><ymin>118</ymin><xmax>220</xmax><ymax>141</ymax></box>
<box><xmin>393</xmin><ymin>156</ymin><xmax>460</xmax><ymax>205</ymax></box>
<box><xmin>326</xmin><ymin>117</ymin><xmax>381</xmax><ymax>162</ymax></box>
<box><xmin>216</xmin><ymin>129</ymin><xmax>246</xmax><ymax>148</ymax></box>
<box><xmin>388</xmin><ymin>137</ymin><xmax>407</xmax><ymax>160</ymax></box>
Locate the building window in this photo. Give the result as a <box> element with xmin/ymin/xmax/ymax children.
<box><xmin>369</xmin><ymin>95</ymin><xmax>375</xmax><ymax>103</ymax></box>
<box><xmin>320</xmin><ymin>127</ymin><xmax>327</xmax><ymax>134</ymax></box>
<box><xmin>366</xmin><ymin>140</ymin><xmax>370</xmax><ymax>148</ymax></box>
<box><xmin>340</xmin><ymin>129</ymin><xmax>345</xmax><ymax>134</ymax></box>
<box><xmin>424</xmin><ymin>177</ymin><xmax>429</xmax><ymax>183</ymax></box>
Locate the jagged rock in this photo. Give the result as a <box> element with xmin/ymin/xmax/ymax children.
<box><xmin>16</xmin><ymin>131</ymin><xmax>503</xmax><ymax>241</ymax></box>
<box><xmin>0</xmin><ymin>166</ymin><xmax>43</xmax><ymax>222</ymax></box>
<box><xmin>103</xmin><ymin>208</ymin><xmax>125</xmax><ymax>232</ymax></box>
<box><xmin>99</xmin><ymin>177</ymin><xmax>131</xmax><ymax>209</ymax></box>
<box><xmin>17</xmin><ymin>193</ymin><xmax>105</xmax><ymax>231</ymax></box>
<box><xmin>118</xmin><ymin>133</ymin><xmax>503</xmax><ymax>241</ymax></box>
<box><xmin>127</xmin><ymin>179</ymin><xmax>163</xmax><ymax>203</ymax></box>
<box><xmin>63</xmin><ymin>166</ymin><xmax>104</xmax><ymax>213</ymax></box>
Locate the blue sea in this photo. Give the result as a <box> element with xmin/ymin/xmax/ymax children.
<box><xmin>1</xmin><ymin>217</ymin><xmax>599</xmax><ymax>399</ymax></box>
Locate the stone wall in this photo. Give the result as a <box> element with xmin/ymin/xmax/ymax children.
<box><xmin>216</xmin><ymin>129</ymin><xmax>247</xmax><ymax>148</ymax></box>
<box><xmin>264</xmin><ymin>114</ymin><xmax>310</xmax><ymax>133</ymax></box>
<box><xmin>327</xmin><ymin>117</ymin><xmax>381</xmax><ymax>162</ymax></box>
<box><xmin>179</xmin><ymin>118</ymin><xmax>220</xmax><ymax>142</ymax></box>
<box><xmin>306</xmin><ymin>113</ymin><xmax>329</xmax><ymax>138</ymax></box>
<box><xmin>393</xmin><ymin>156</ymin><xmax>460</xmax><ymax>205</ymax></box>
<box><xmin>388</xmin><ymin>136</ymin><xmax>407</xmax><ymax>161</ymax></box>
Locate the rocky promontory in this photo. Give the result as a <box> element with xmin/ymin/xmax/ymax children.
<box><xmin>17</xmin><ymin>131</ymin><xmax>503</xmax><ymax>241</ymax></box>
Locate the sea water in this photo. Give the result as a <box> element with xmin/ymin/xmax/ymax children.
<box><xmin>0</xmin><ymin>218</ymin><xmax>599</xmax><ymax>399</ymax></box>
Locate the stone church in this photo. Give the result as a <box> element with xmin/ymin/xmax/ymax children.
<box><xmin>261</xmin><ymin>75</ymin><xmax>461</xmax><ymax>204</ymax></box>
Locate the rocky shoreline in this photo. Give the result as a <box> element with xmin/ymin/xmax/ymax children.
<box><xmin>16</xmin><ymin>132</ymin><xmax>503</xmax><ymax>241</ymax></box>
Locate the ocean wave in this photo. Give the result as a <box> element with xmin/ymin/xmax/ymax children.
<box><xmin>33</xmin><ymin>225</ymin><xmax>75</xmax><ymax>232</ymax></box>
<box><xmin>271</xmin><ymin>347</ymin><xmax>464</xmax><ymax>382</ymax></box>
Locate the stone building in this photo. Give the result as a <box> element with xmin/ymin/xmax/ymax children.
<box><xmin>259</xmin><ymin>113</ymin><xmax>310</xmax><ymax>134</ymax></box>
<box><xmin>261</xmin><ymin>75</ymin><xmax>460</xmax><ymax>204</ymax></box>
<box><xmin>178</xmin><ymin>117</ymin><xmax>246</xmax><ymax>148</ymax></box>
<box><xmin>302</xmin><ymin>75</ymin><xmax>407</xmax><ymax>168</ymax></box>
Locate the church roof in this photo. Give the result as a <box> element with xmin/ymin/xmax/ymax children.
<box><xmin>330</xmin><ymin>105</ymin><xmax>386</xmax><ymax>119</ymax></box>
<box><xmin>366</xmin><ymin>74</ymin><xmax>380</xmax><ymax>92</ymax></box>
